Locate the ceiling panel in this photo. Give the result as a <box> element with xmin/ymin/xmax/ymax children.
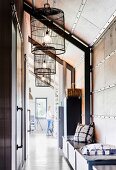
<box><xmin>81</xmin><ymin>0</ymin><xmax>116</xmax><ymax>29</ymax></box>
<box><xmin>55</xmin><ymin>0</ymin><xmax>82</xmax><ymax>32</ymax></box>
<box><xmin>55</xmin><ymin>0</ymin><xmax>116</xmax><ymax>45</ymax></box>
<box><xmin>74</xmin><ymin>16</ymin><xmax>100</xmax><ymax>45</ymax></box>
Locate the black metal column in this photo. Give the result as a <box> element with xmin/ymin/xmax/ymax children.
<box><xmin>85</xmin><ymin>47</ymin><xmax>91</xmax><ymax>124</ymax></box>
<box><xmin>63</xmin><ymin>61</ymin><xmax>67</xmax><ymax>99</ymax></box>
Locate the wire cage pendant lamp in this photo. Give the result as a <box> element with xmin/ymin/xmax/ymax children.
<box><xmin>34</xmin><ymin>49</ymin><xmax>56</xmax><ymax>75</ymax></box>
<box><xmin>35</xmin><ymin>74</ymin><xmax>51</xmax><ymax>87</ymax></box>
<box><xmin>30</xmin><ymin>0</ymin><xmax>65</xmax><ymax>55</ymax></box>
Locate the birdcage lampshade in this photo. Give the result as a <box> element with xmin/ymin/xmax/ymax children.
<box><xmin>35</xmin><ymin>74</ymin><xmax>51</xmax><ymax>87</ymax></box>
<box><xmin>30</xmin><ymin>2</ymin><xmax>65</xmax><ymax>55</ymax></box>
<box><xmin>34</xmin><ymin>50</ymin><xmax>56</xmax><ymax>75</ymax></box>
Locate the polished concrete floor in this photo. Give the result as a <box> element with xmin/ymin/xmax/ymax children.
<box><xmin>24</xmin><ymin>132</ymin><xmax>73</xmax><ymax>170</ymax></box>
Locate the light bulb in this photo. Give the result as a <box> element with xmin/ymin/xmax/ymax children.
<box><xmin>41</xmin><ymin>75</ymin><xmax>45</xmax><ymax>81</ymax></box>
<box><xmin>43</xmin><ymin>30</ymin><xmax>52</xmax><ymax>44</ymax></box>
<box><xmin>43</xmin><ymin>60</ymin><xmax>46</xmax><ymax>68</ymax></box>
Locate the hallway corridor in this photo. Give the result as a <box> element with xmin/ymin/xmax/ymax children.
<box><xmin>24</xmin><ymin>133</ymin><xmax>73</xmax><ymax>170</ymax></box>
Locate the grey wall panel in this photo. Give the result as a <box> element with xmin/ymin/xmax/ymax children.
<box><xmin>104</xmin><ymin>28</ymin><xmax>112</xmax><ymax>57</ymax></box>
<box><xmin>93</xmin><ymin>39</ymin><xmax>105</xmax><ymax>67</ymax></box>
<box><xmin>94</xmin><ymin>118</ymin><xmax>116</xmax><ymax>145</ymax></box>
<box><xmin>93</xmin><ymin>18</ymin><xmax>116</xmax><ymax>144</ymax></box>
<box><xmin>93</xmin><ymin>92</ymin><xmax>104</xmax><ymax>116</ymax></box>
<box><xmin>93</xmin><ymin>64</ymin><xmax>105</xmax><ymax>91</ymax></box>
<box><xmin>104</xmin><ymin>53</ymin><xmax>116</xmax><ymax>87</ymax></box>
<box><xmin>104</xmin><ymin>87</ymin><xmax>116</xmax><ymax>116</ymax></box>
<box><xmin>93</xmin><ymin>87</ymin><xmax>116</xmax><ymax>116</ymax></box>
<box><xmin>112</xmin><ymin>21</ymin><xmax>116</xmax><ymax>51</ymax></box>
<box><xmin>104</xmin><ymin>22</ymin><xmax>116</xmax><ymax>57</ymax></box>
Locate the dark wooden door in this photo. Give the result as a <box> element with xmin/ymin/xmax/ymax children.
<box><xmin>64</xmin><ymin>96</ymin><xmax>82</xmax><ymax>136</ymax></box>
<box><xmin>17</xmin><ymin>28</ymin><xmax>23</xmax><ymax>170</ymax></box>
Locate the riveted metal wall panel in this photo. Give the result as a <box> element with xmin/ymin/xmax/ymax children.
<box><xmin>93</xmin><ymin>91</ymin><xmax>104</xmax><ymax>116</ymax></box>
<box><xmin>104</xmin><ymin>87</ymin><xmax>116</xmax><ymax>116</ymax></box>
<box><xmin>104</xmin><ymin>53</ymin><xmax>116</xmax><ymax>86</ymax></box>
<box><xmin>93</xmin><ymin>39</ymin><xmax>105</xmax><ymax>67</ymax></box>
<box><xmin>112</xmin><ymin>21</ymin><xmax>116</xmax><ymax>51</ymax></box>
<box><xmin>94</xmin><ymin>118</ymin><xmax>116</xmax><ymax>145</ymax></box>
<box><xmin>104</xmin><ymin>22</ymin><xmax>116</xmax><ymax>57</ymax></box>
<box><xmin>93</xmin><ymin>64</ymin><xmax>105</xmax><ymax>91</ymax></box>
<box><xmin>92</xmin><ymin>18</ymin><xmax>116</xmax><ymax>145</ymax></box>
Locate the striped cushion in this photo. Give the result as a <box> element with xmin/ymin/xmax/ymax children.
<box><xmin>74</xmin><ymin>123</ymin><xmax>94</xmax><ymax>143</ymax></box>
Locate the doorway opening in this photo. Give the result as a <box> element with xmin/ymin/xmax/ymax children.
<box><xmin>28</xmin><ymin>68</ymin><xmax>60</xmax><ymax>139</ymax></box>
<box><xmin>35</xmin><ymin>98</ymin><xmax>47</xmax><ymax>133</ymax></box>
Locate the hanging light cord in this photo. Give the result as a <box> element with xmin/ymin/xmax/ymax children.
<box><xmin>32</xmin><ymin>0</ymin><xmax>35</xmax><ymax>9</ymax></box>
<box><xmin>44</xmin><ymin>0</ymin><xmax>50</xmax><ymax>8</ymax></box>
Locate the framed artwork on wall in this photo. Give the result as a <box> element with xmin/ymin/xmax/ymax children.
<box><xmin>35</xmin><ymin>98</ymin><xmax>47</xmax><ymax>118</ymax></box>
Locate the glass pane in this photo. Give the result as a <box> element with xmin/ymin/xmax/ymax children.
<box><xmin>35</xmin><ymin>98</ymin><xmax>47</xmax><ymax>118</ymax></box>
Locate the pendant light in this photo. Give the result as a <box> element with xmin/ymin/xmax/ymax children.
<box><xmin>35</xmin><ymin>74</ymin><xmax>51</xmax><ymax>87</ymax></box>
<box><xmin>34</xmin><ymin>48</ymin><xmax>56</xmax><ymax>75</ymax></box>
<box><xmin>30</xmin><ymin>0</ymin><xmax>65</xmax><ymax>55</ymax></box>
